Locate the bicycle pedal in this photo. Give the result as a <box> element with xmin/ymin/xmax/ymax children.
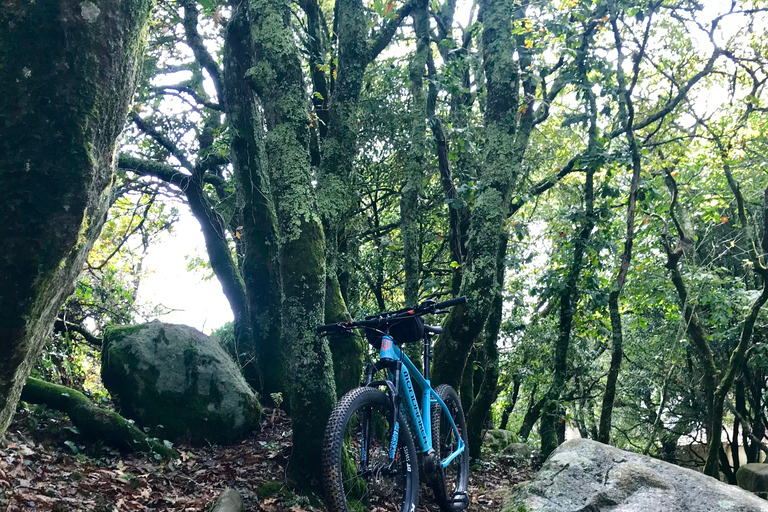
<box><xmin>450</xmin><ymin>492</ymin><xmax>470</xmax><ymax>509</ymax></box>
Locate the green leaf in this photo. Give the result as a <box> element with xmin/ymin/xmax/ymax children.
<box><xmin>64</xmin><ymin>440</ymin><xmax>79</xmax><ymax>454</ymax></box>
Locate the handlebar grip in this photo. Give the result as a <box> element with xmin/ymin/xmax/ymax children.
<box><xmin>424</xmin><ymin>325</ymin><xmax>443</xmax><ymax>335</ymax></box>
<box><xmin>434</xmin><ymin>296</ymin><xmax>467</xmax><ymax>309</ymax></box>
<box><xmin>317</xmin><ymin>323</ymin><xmax>341</xmax><ymax>334</ymax></box>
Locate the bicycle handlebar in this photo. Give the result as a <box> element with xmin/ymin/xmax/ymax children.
<box><xmin>433</xmin><ymin>296</ymin><xmax>467</xmax><ymax>310</ymax></box>
<box><xmin>316</xmin><ymin>296</ymin><xmax>466</xmax><ymax>335</ymax></box>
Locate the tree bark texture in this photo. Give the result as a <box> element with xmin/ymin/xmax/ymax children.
<box><xmin>223</xmin><ymin>3</ymin><xmax>285</xmax><ymax>402</ymax></box>
<box><xmin>0</xmin><ymin>0</ymin><xmax>152</xmax><ymax>438</ymax></box>
<box><xmin>313</xmin><ymin>0</ymin><xmax>371</xmax><ymax>398</ymax></box>
<box><xmin>431</xmin><ymin>0</ymin><xmax>535</xmax><ymax>390</ymax></box>
<box><xmin>21</xmin><ymin>377</ymin><xmax>177</xmax><ymax>457</ymax></box>
<box><xmin>466</xmin><ymin>234</ymin><xmax>506</xmax><ymax>459</ymax></box>
<box><xmin>313</xmin><ymin>0</ymin><xmax>416</xmax><ymax>396</ymax></box>
<box><xmin>245</xmin><ymin>0</ymin><xmax>337</xmax><ymax>486</ymax></box>
<box><xmin>401</xmin><ymin>0</ymin><xmax>429</xmax><ymax>308</ymax></box>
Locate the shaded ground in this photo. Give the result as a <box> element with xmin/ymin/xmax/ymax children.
<box><xmin>0</xmin><ymin>405</ymin><xmax>534</xmax><ymax>511</ymax></box>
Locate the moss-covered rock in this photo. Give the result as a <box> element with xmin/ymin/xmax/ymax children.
<box><xmin>483</xmin><ymin>429</ymin><xmax>517</xmax><ymax>452</ymax></box>
<box><xmin>102</xmin><ymin>321</ymin><xmax>261</xmax><ymax>444</ymax></box>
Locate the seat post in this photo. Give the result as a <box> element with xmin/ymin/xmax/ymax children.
<box><xmin>423</xmin><ymin>335</ymin><xmax>432</xmax><ymax>381</ymax></box>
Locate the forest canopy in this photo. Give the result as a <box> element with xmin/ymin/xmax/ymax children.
<box><xmin>2</xmin><ymin>0</ymin><xmax>768</xmax><ymax>497</ymax></box>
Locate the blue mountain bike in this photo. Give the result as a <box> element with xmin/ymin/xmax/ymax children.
<box><xmin>318</xmin><ymin>297</ymin><xmax>470</xmax><ymax>512</ymax></box>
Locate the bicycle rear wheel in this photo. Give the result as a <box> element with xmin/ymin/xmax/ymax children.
<box><xmin>323</xmin><ymin>386</ymin><xmax>419</xmax><ymax>512</ymax></box>
<box><xmin>430</xmin><ymin>384</ymin><xmax>470</xmax><ymax>511</ymax></box>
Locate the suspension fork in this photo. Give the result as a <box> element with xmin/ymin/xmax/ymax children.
<box><xmin>363</xmin><ymin>346</ymin><xmax>403</xmax><ymax>467</ymax></box>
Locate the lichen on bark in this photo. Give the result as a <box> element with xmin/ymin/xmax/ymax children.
<box><xmin>233</xmin><ymin>0</ymin><xmax>337</xmax><ymax>487</ymax></box>
<box><xmin>223</xmin><ymin>0</ymin><xmax>284</xmax><ymax>402</ymax></box>
<box><xmin>0</xmin><ymin>0</ymin><xmax>153</xmax><ymax>438</ymax></box>
<box><xmin>431</xmin><ymin>0</ymin><xmax>536</xmax><ymax>389</ymax></box>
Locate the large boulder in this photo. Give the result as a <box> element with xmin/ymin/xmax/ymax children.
<box><xmin>101</xmin><ymin>321</ymin><xmax>262</xmax><ymax>444</ymax></box>
<box><xmin>737</xmin><ymin>463</ymin><xmax>768</xmax><ymax>498</ymax></box>
<box><xmin>504</xmin><ymin>439</ymin><xmax>768</xmax><ymax>512</ymax></box>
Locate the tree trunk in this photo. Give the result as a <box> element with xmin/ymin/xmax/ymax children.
<box><xmin>401</xmin><ymin>0</ymin><xmax>429</xmax><ymax>308</ymax></box>
<box><xmin>0</xmin><ymin>0</ymin><xmax>152</xmax><ymax>437</ymax></box>
<box><xmin>245</xmin><ymin>0</ymin><xmax>338</xmax><ymax>487</ymax></box>
<box><xmin>118</xmin><ymin>148</ymin><xmax>260</xmax><ymax>393</ymax></box>
<box><xmin>540</xmin><ymin>64</ymin><xmax>598</xmax><ymax>457</ymax></box>
<box><xmin>597</xmin><ymin>2</ymin><xmax>645</xmax><ymax>446</ymax></box>
<box><xmin>21</xmin><ymin>378</ymin><xmax>177</xmax><ymax>458</ymax></box>
<box><xmin>466</xmin><ymin>259</ymin><xmax>504</xmax><ymax>459</ymax></box>
<box><xmin>223</xmin><ymin>4</ymin><xmax>285</xmax><ymax>402</ymax></box>
<box><xmin>313</xmin><ymin>0</ymin><xmax>368</xmax><ymax>398</ymax></box>
<box><xmin>519</xmin><ymin>392</ymin><xmax>545</xmax><ymax>442</ymax></box>
<box><xmin>311</xmin><ymin>0</ymin><xmax>410</xmax><ymax>397</ymax></box>
<box><xmin>704</xmin><ymin>283</ymin><xmax>768</xmax><ymax>476</ymax></box>
<box><xmin>662</xmin><ymin>172</ymin><xmax>768</xmax><ymax>477</ymax></box>
<box><xmin>432</xmin><ymin>0</ymin><xmax>535</xmax><ymax>390</ymax></box>
<box><xmin>499</xmin><ymin>374</ymin><xmax>521</xmax><ymax>431</ymax></box>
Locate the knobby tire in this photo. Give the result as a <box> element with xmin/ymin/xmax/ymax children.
<box><xmin>429</xmin><ymin>384</ymin><xmax>469</xmax><ymax>511</ymax></box>
<box><xmin>323</xmin><ymin>386</ymin><xmax>419</xmax><ymax>512</ymax></box>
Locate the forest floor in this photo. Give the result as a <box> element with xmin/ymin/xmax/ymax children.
<box><xmin>0</xmin><ymin>406</ymin><xmax>536</xmax><ymax>512</ymax></box>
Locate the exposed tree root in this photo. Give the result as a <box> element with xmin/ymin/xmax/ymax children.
<box><xmin>20</xmin><ymin>378</ymin><xmax>177</xmax><ymax>458</ymax></box>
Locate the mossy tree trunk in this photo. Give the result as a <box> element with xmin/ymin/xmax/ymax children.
<box><xmin>0</xmin><ymin>0</ymin><xmax>152</xmax><ymax>438</ymax></box>
<box><xmin>465</xmin><ymin>233</ymin><xmax>507</xmax><ymax>459</ymax></box>
<box><xmin>432</xmin><ymin>0</ymin><xmax>536</xmax><ymax>390</ymax></box>
<box><xmin>427</xmin><ymin>0</ymin><xmax>474</xmax><ymax>297</ymax></box>
<box><xmin>401</xmin><ymin>0</ymin><xmax>429</xmax><ymax>309</ymax></box>
<box><xmin>21</xmin><ymin>377</ymin><xmax>177</xmax><ymax>458</ymax></box>
<box><xmin>312</xmin><ymin>0</ymin><xmax>369</xmax><ymax>397</ymax></box>
<box><xmin>223</xmin><ymin>2</ymin><xmax>285</xmax><ymax>403</ymax></box>
<box><xmin>310</xmin><ymin>0</ymin><xmax>413</xmax><ymax>396</ymax></box>
<box><xmin>234</xmin><ymin>0</ymin><xmax>337</xmax><ymax>487</ymax></box>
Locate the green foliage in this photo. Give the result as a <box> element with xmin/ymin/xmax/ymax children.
<box><xmin>52</xmin><ymin>0</ymin><xmax>768</xmax><ymax>482</ymax></box>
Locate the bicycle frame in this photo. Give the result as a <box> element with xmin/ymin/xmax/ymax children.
<box><xmin>376</xmin><ymin>335</ymin><xmax>465</xmax><ymax>469</ymax></box>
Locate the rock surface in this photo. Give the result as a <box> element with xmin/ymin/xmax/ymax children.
<box><xmin>211</xmin><ymin>488</ymin><xmax>244</xmax><ymax>512</ymax></box>
<box><xmin>101</xmin><ymin>321</ymin><xmax>261</xmax><ymax>444</ymax></box>
<box><xmin>503</xmin><ymin>442</ymin><xmax>533</xmax><ymax>460</ymax></box>
<box><xmin>504</xmin><ymin>439</ymin><xmax>768</xmax><ymax>512</ymax></box>
<box><xmin>738</xmin><ymin>463</ymin><xmax>768</xmax><ymax>498</ymax></box>
<box><xmin>484</xmin><ymin>429</ymin><xmax>517</xmax><ymax>452</ymax></box>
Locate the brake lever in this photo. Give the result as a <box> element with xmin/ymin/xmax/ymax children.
<box><xmin>318</xmin><ymin>326</ymin><xmax>354</xmax><ymax>338</ymax></box>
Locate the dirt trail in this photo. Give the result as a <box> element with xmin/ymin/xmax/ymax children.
<box><xmin>0</xmin><ymin>407</ymin><xmax>533</xmax><ymax>511</ymax></box>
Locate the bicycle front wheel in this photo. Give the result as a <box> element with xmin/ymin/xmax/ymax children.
<box><xmin>323</xmin><ymin>386</ymin><xmax>419</xmax><ymax>512</ymax></box>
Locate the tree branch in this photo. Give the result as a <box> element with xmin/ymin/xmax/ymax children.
<box><xmin>53</xmin><ymin>319</ymin><xmax>102</xmax><ymax>348</ymax></box>
<box><xmin>150</xmin><ymin>85</ymin><xmax>223</xmax><ymax>111</ymax></box>
<box><xmin>179</xmin><ymin>0</ymin><xmax>224</xmax><ymax>99</ymax></box>
<box><xmin>369</xmin><ymin>0</ymin><xmax>419</xmax><ymax>61</ymax></box>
